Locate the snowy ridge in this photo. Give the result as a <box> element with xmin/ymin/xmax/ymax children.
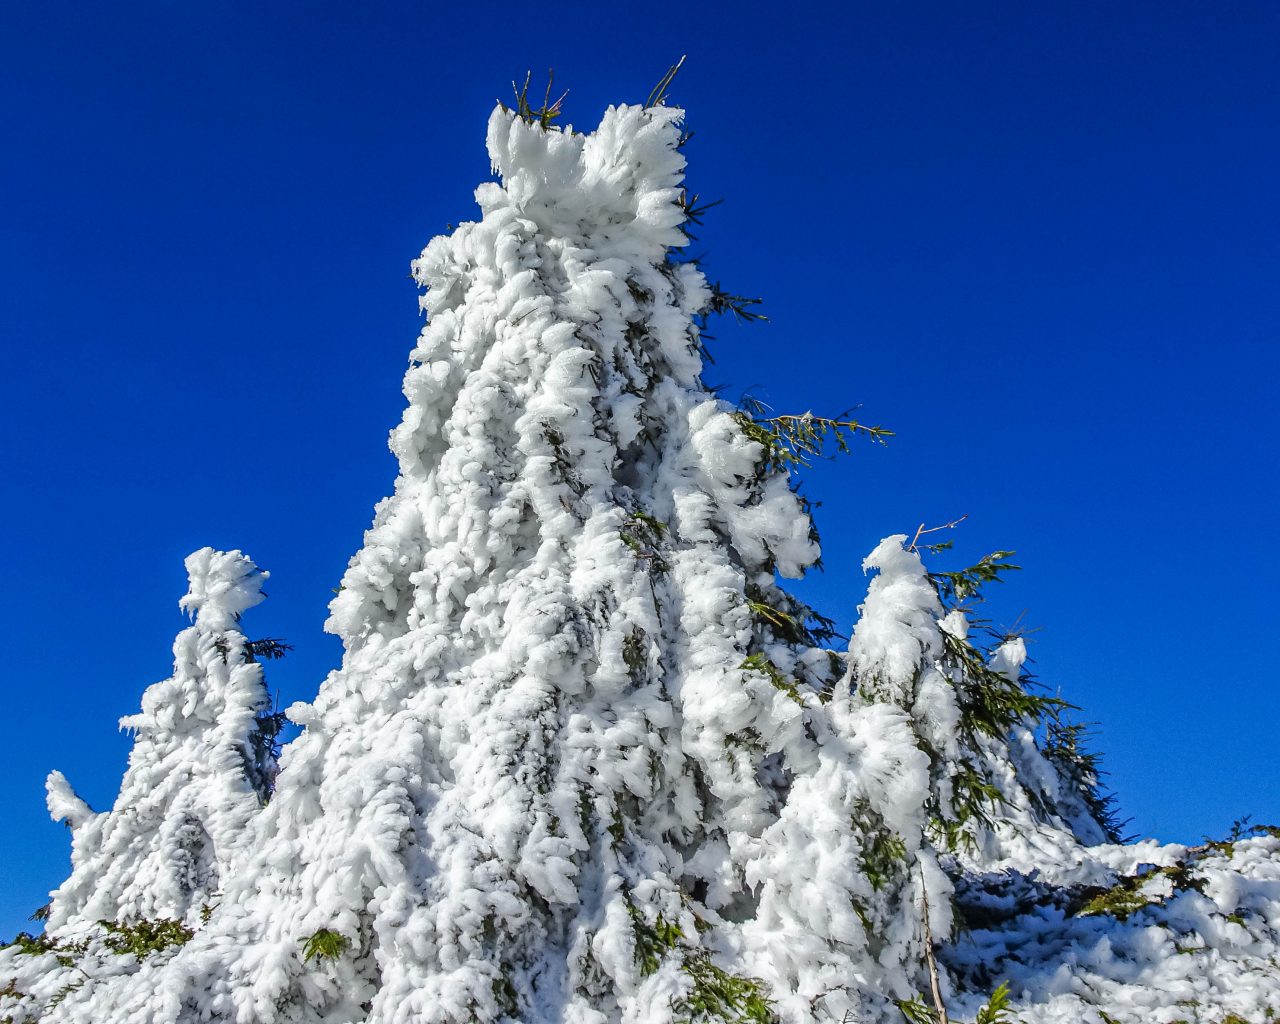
<box><xmin>4</xmin><ymin>100</ymin><xmax>1279</xmax><ymax>1024</ymax></box>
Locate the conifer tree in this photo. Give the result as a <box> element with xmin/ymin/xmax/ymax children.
<box><xmin>42</xmin><ymin>547</ymin><xmax>281</xmax><ymax>934</ymax></box>
<box><xmin>6</xmin><ymin>78</ymin><xmax>1280</xmax><ymax>1024</ymax></box>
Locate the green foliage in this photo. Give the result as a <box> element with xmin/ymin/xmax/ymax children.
<box><xmin>860</xmin><ymin>827</ymin><xmax>908</xmax><ymax>892</ymax></box>
<box><xmin>491</xmin><ymin>975</ymin><xmax>519</xmax><ymax>1016</ymax></box>
<box><xmin>99</xmin><ymin>918</ymin><xmax>193</xmax><ymax>958</ymax></box>
<box><xmin>740</xmin><ymin>653</ymin><xmax>805</xmax><ymax>706</ymax></box>
<box><xmin>734</xmin><ymin>397</ymin><xmax>891</xmax><ymax>476</ymax></box>
<box><xmin>625</xmin><ymin>897</ymin><xmax>776</xmax><ymax>1023</ymax></box>
<box><xmin>928</xmin><ymin>551</ymin><xmax>1020</xmax><ymax>604</ymax></box>
<box><xmin>576</xmin><ymin>787</ymin><xmax>594</xmax><ymax>838</ymax></box>
<box><xmin>628</xmin><ymin>902</ymin><xmax>683</xmax><ymax>976</ymax></box>
<box><xmin>607</xmin><ymin>807</ymin><xmax>626</xmax><ymax>846</ymax></box>
<box><xmin>214</xmin><ymin>635</ymin><xmax>294</xmax><ymax>665</ymax></box>
<box><xmin>542</xmin><ymin>422</ymin><xmax>585</xmax><ymax>497</ymax></box>
<box><xmin>975</xmin><ymin>981</ymin><xmax>1013</xmax><ymax>1024</ymax></box>
<box><xmin>301</xmin><ymin>928</ymin><xmax>349</xmax><ymax>963</ymax></box>
<box><xmin>897</xmin><ymin>981</ymin><xmax>1012</xmax><ymax>1024</ymax></box>
<box><xmin>725</xmin><ymin>728</ymin><xmax>767</xmax><ymax>754</ymax></box>
<box><xmin>707</xmin><ymin>284</ymin><xmax>767</xmax><ymax>325</ymax></box>
<box><xmin>916</xmin><ymin>548</ymin><xmax>1074</xmax><ymax>847</ymax></box>
<box><xmin>4</xmin><ymin>932</ymin><xmax>55</xmax><ymax>957</ymax></box>
<box><xmin>1076</xmin><ymin>875</ymin><xmax>1159</xmax><ymax>922</ymax></box>
<box><xmin>1040</xmin><ymin>708</ymin><xmax>1127</xmax><ymax>842</ymax></box>
<box><xmin>503</xmin><ymin>70</ymin><xmax>568</xmax><ymax>130</ymax></box>
<box><xmin>46</xmin><ymin>980</ymin><xmax>85</xmax><ymax>1010</ymax></box>
<box><xmin>644</xmin><ymin>56</ymin><xmax>685</xmax><ymax>110</ymax></box>
<box><xmin>1076</xmin><ymin>855</ymin><xmax>1209</xmax><ymax>921</ymax></box>
<box><xmin>929</xmin><ymin>758</ymin><xmax>1005</xmax><ymax>852</ymax></box>
<box><xmin>896</xmin><ymin>995</ymin><xmax>937</xmax><ymax>1024</ymax></box>
<box><xmin>941</xmin><ymin>630</ymin><xmax>1064</xmax><ymax>740</ymax></box>
<box><xmin>246</xmin><ymin>637</ymin><xmax>293</xmax><ymax>661</ymax></box>
<box><xmin>1223</xmin><ymin>816</ymin><xmax>1280</xmax><ymax>843</ymax></box>
<box><xmin>622</xmin><ymin>629</ymin><xmax>648</xmax><ymax>676</ymax></box>
<box><xmin>679</xmin><ymin>955</ymin><xmax>777</xmax><ymax>1024</ymax></box>
<box><xmin>677</xmin><ymin>192</ymin><xmax>723</xmax><ymax>240</ymax></box>
<box><xmin>6</xmin><ymin>930</ymin><xmax>87</xmax><ymax>969</ymax></box>
<box><xmin>620</xmin><ymin>510</ymin><xmax>669</xmax><ymax>575</ymax></box>
<box><xmin>743</xmin><ymin>584</ymin><xmax>841</xmax><ymax>649</ymax></box>
<box><xmin>253</xmin><ymin>706</ymin><xmax>289</xmax><ymax>771</ymax></box>
<box><xmin>6</xmin><ymin>917</ymin><xmax>192</xmax><ymax>972</ymax></box>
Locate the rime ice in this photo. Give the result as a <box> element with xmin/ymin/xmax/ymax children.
<box><xmin>4</xmin><ymin>101</ymin><xmax>1278</xmax><ymax>1024</ymax></box>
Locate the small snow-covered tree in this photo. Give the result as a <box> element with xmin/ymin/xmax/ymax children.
<box><xmin>846</xmin><ymin>537</ymin><xmax>1115</xmax><ymax>863</ymax></box>
<box><xmin>42</xmin><ymin>547</ymin><xmax>282</xmax><ymax>934</ymax></box>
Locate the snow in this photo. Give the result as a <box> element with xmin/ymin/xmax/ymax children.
<box><xmin>4</xmin><ymin>99</ymin><xmax>1278</xmax><ymax>1024</ymax></box>
<box><xmin>38</xmin><ymin>548</ymin><xmax>278</xmax><ymax>935</ymax></box>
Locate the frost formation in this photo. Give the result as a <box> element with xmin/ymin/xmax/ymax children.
<box><xmin>4</xmin><ymin>99</ymin><xmax>1278</xmax><ymax>1024</ymax></box>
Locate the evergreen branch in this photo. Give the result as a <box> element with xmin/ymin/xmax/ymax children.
<box><xmin>907</xmin><ymin>515</ymin><xmax>969</xmax><ymax>554</ymax></box>
<box><xmin>99</xmin><ymin>918</ymin><xmax>193</xmax><ymax>958</ymax></box>
<box><xmin>1041</xmin><ymin>708</ymin><xmax>1129</xmax><ymax>842</ymax></box>
<box><xmin>302</xmin><ymin>928</ymin><xmax>349</xmax><ymax>963</ymax></box>
<box><xmin>246</xmin><ymin>637</ymin><xmax>293</xmax><ymax>661</ymax></box>
<box><xmin>734</xmin><ymin>397</ymin><xmax>893</xmax><ymax>474</ymax></box>
<box><xmin>928</xmin><ymin>551</ymin><xmax>1020</xmax><ymax>604</ymax></box>
<box><xmin>740</xmin><ymin>653</ymin><xmax>806</xmax><ymax>706</ymax></box>
<box><xmin>707</xmin><ymin>283</ymin><xmax>767</xmax><ymax>323</ymax></box>
<box><xmin>941</xmin><ymin>630</ymin><xmax>1066</xmax><ymax>739</ymax></box>
<box><xmin>644</xmin><ymin>55</ymin><xmax>686</xmax><ymax>109</ymax></box>
<box><xmin>504</xmin><ymin>70</ymin><xmax>568</xmax><ymax>130</ymax></box>
<box><xmin>677</xmin><ymin>192</ymin><xmax>723</xmax><ymax>239</ymax></box>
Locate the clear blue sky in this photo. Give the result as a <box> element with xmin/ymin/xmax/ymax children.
<box><xmin>2</xmin><ymin>2</ymin><xmax>1277</xmax><ymax>938</ymax></box>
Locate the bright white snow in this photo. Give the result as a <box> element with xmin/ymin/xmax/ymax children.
<box><xmin>3</xmin><ymin>100</ymin><xmax>1277</xmax><ymax>1024</ymax></box>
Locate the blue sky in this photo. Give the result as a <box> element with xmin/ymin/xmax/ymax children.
<box><xmin>2</xmin><ymin>2</ymin><xmax>1277</xmax><ymax>937</ymax></box>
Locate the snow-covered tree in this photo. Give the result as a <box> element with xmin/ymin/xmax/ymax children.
<box><xmin>42</xmin><ymin>547</ymin><xmax>281</xmax><ymax>934</ymax></box>
<box><xmin>5</xmin><ymin>80</ymin><xmax>1280</xmax><ymax>1024</ymax></box>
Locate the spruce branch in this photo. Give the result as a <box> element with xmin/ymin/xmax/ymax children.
<box><xmin>302</xmin><ymin>928</ymin><xmax>349</xmax><ymax>963</ymax></box>
<box><xmin>907</xmin><ymin>515</ymin><xmax>969</xmax><ymax>554</ymax></box>
<box><xmin>504</xmin><ymin>70</ymin><xmax>568</xmax><ymax>130</ymax></box>
<box><xmin>644</xmin><ymin>55</ymin><xmax>686</xmax><ymax>109</ymax></box>
<box><xmin>246</xmin><ymin>637</ymin><xmax>293</xmax><ymax>662</ymax></box>
<box><xmin>928</xmin><ymin>551</ymin><xmax>1020</xmax><ymax>604</ymax></box>
<box><xmin>1041</xmin><ymin>707</ymin><xmax>1129</xmax><ymax>843</ymax></box>
<box><xmin>677</xmin><ymin>192</ymin><xmax>723</xmax><ymax>239</ymax></box>
<box><xmin>707</xmin><ymin>283</ymin><xmax>767</xmax><ymax>323</ymax></box>
<box><xmin>735</xmin><ymin>397</ymin><xmax>893</xmax><ymax>474</ymax></box>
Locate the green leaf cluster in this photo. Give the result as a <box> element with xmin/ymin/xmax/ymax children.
<box><xmin>740</xmin><ymin>653</ymin><xmax>805</xmax><ymax>706</ymax></box>
<box><xmin>301</xmin><ymin>928</ymin><xmax>349</xmax><ymax>963</ymax></box>
<box><xmin>1076</xmin><ymin>860</ymin><xmax>1207</xmax><ymax>921</ymax></box>
<box><xmin>733</xmin><ymin>397</ymin><xmax>891</xmax><ymax>477</ymax></box>
<box><xmin>1040</xmin><ymin>710</ymin><xmax>1127</xmax><ymax>843</ymax></box>
<box><xmin>744</xmin><ymin>584</ymin><xmax>841</xmax><ymax>649</ymax></box>
<box><xmin>914</xmin><ymin>551</ymin><xmax>1072</xmax><ymax>847</ymax></box>
<box><xmin>626</xmin><ymin>900</ymin><xmax>776</xmax><ymax>1023</ymax></box>
<box><xmin>620</xmin><ymin>510</ymin><xmax>669</xmax><ymax>575</ymax></box>
<box><xmin>501</xmin><ymin>71</ymin><xmax>568</xmax><ymax>130</ymax></box>
<box><xmin>99</xmin><ymin>918</ymin><xmax>193</xmax><ymax>959</ymax></box>
<box><xmin>679</xmin><ymin>954</ymin><xmax>776</xmax><ymax>1024</ymax></box>
<box><xmin>897</xmin><ymin>980</ymin><xmax>1012</xmax><ymax>1024</ymax></box>
<box><xmin>928</xmin><ymin>551</ymin><xmax>1019</xmax><ymax>604</ymax></box>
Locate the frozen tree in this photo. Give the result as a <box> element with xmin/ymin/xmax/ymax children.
<box><xmin>5</xmin><ymin>80</ymin><xmax>1280</xmax><ymax>1024</ymax></box>
<box><xmin>42</xmin><ymin>548</ymin><xmax>282</xmax><ymax>935</ymax></box>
